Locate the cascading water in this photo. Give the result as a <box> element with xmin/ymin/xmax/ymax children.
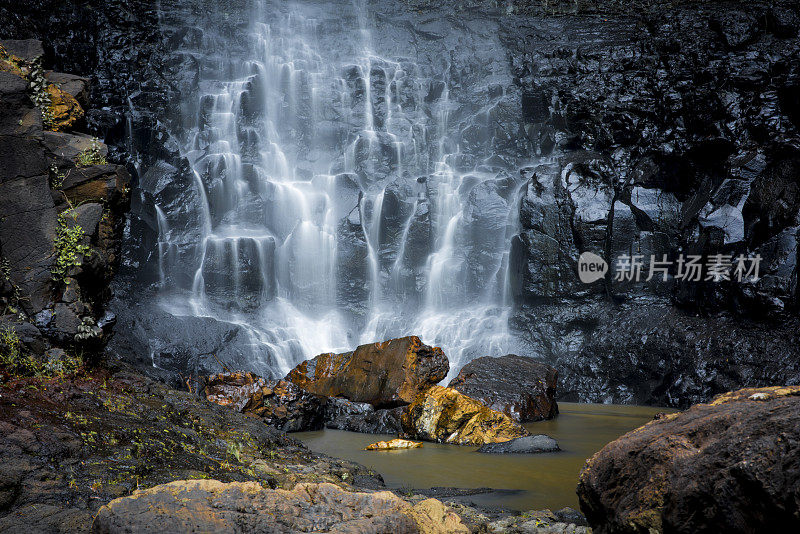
<box><xmin>133</xmin><ymin>0</ymin><xmax>532</xmax><ymax>380</ymax></box>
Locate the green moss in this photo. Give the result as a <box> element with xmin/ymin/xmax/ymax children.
<box><xmin>52</xmin><ymin>211</ymin><xmax>91</xmax><ymax>282</ymax></box>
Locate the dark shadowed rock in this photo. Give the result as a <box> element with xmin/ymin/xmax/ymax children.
<box><xmin>448</xmin><ymin>354</ymin><xmax>558</xmax><ymax>422</ymax></box>
<box><xmin>477</xmin><ymin>434</ymin><xmax>560</xmax><ymax>454</ymax></box>
<box><xmin>577</xmin><ymin>386</ymin><xmax>800</xmax><ymax>533</ymax></box>
<box><xmin>324</xmin><ymin>397</ymin><xmax>403</xmax><ymax>434</ymax></box>
<box><xmin>286</xmin><ymin>336</ymin><xmax>449</xmax><ymax>408</ymax></box>
<box><xmin>92</xmin><ymin>480</ymin><xmax>470</xmax><ymax>534</ymax></box>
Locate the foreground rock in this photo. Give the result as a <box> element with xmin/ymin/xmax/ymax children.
<box><xmin>286</xmin><ymin>336</ymin><xmax>449</xmax><ymax>408</ymax></box>
<box><xmin>477</xmin><ymin>435</ymin><xmax>560</xmax><ymax>454</ymax></box>
<box><xmin>0</xmin><ymin>369</ymin><xmax>384</xmax><ymax>533</ymax></box>
<box><xmin>365</xmin><ymin>439</ymin><xmax>423</xmax><ymax>451</ymax></box>
<box><xmin>93</xmin><ymin>480</ymin><xmax>469</xmax><ymax>534</ymax></box>
<box><xmin>449</xmin><ymin>354</ymin><xmax>558</xmax><ymax>422</ymax></box>
<box><xmin>577</xmin><ymin>386</ymin><xmax>800</xmax><ymax>533</ymax></box>
<box><xmin>401</xmin><ymin>386</ymin><xmax>529</xmax><ymax>446</ymax></box>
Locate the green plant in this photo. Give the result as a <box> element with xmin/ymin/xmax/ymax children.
<box><xmin>52</xmin><ymin>211</ymin><xmax>90</xmax><ymax>282</ymax></box>
<box><xmin>75</xmin><ymin>317</ymin><xmax>102</xmax><ymax>343</ymax></box>
<box><xmin>227</xmin><ymin>441</ymin><xmax>243</xmax><ymax>463</ymax></box>
<box><xmin>75</xmin><ymin>138</ymin><xmax>107</xmax><ymax>167</ymax></box>
<box><xmin>0</xmin><ymin>326</ymin><xmax>43</xmax><ymax>377</ymax></box>
<box><xmin>49</xmin><ymin>164</ymin><xmax>66</xmax><ymax>189</ymax></box>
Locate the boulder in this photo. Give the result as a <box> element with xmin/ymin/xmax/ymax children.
<box><xmin>203</xmin><ymin>371</ymin><xmax>266</xmax><ymax>412</ymax></box>
<box><xmin>400</xmin><ymin>386</ymin><xmax>529</xmax><ymax>446</ymax></box>
<box><xmin>92</xmin><ymin>480</ymin><xmax>469</xmax><ymax>534</ymax></box>
<box><xmin>365</xmin><ymin>439</ymin><xmax>423</xmax><ymax>451</ymax></box>
<box><xmin>448</xmin><ymin>354</ymin><xmax>558</xmax><ymax>422</ymax></box>
<box><xmin>42</xmin><ymin>131</ymin><xmax>108</xmax><ymax>168</ymax></box>
<box><xmin>324</xmin><ymin>397</ymin><xmax>403</xmax><ymax>434</ymax></box>
<box><xmin>60</xmin><ymin>164</ymin><xmax>130</xmax><ymax>207</ymax></box>
<box><xmin>477</xmin><ymin>434</ymin><xmax>560</xmax><ymax>454</ymax></box>
<box><xmin>286</xmin><ymin>336</ymin><xmax>449</xmax><ymax>408</ymax></box>
<box><xmin>44</xmin><ymin>71</ymin><xmax>89</xmax><ymax>105</ymax></box>
<box><xmin>243</xmin><ymin>379</ymin><xmax>326</xmax><ymax>432</ymax></box>
<box><xmin>577</xmin><ymin>386</ymin><xmax>800</xmax><ymax>533</ymax></box>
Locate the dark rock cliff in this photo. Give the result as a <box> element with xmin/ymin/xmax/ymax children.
<box><xmin>3</xmin><ymin>0</ymin><xmax>799</xmax><ymax>407</ymax></box>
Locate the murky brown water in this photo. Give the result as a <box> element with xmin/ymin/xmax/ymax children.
<box><xmin>295</xmin><ymin>402</ymin><xmax>671</xmax><ymax>511</ymax></box>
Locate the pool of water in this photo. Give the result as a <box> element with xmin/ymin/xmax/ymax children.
<box><xmin>295</xmin><ymin>402</ymin><xmax>671</xmax><ymax>511</ymax></box>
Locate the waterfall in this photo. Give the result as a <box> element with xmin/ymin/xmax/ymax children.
<box><xmin>143</xmin><ymin>0</ymin><xmax>527</xmax><ymax>380</ymax></box>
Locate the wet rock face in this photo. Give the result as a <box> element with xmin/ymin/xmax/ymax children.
<box><xmin>448</xmin><ymin>353</ymin><xmax>558</xmax><ymax>422</ymax></box>
<box><xmin>577</xmin><ymin>387</ymin><xmax>800</xmax><ymax>533</ymax></box>
<box><xmin>400</xmin><ymin>385</ymin><xmax>529</xmax><ymax>446</ymax></box>
<box><xmin>93</xmin><ymin>480</ymin><xmax>470</xmax><ymax>534</ymax></box>
<box><xmin>324</xmin><ymin>397</ymin><xmax>403</xmax><ymax>435</ymax></box>
<box><xmin>286</xmin><ymin>336</ymin><xmax>449</xmax><ymax>408</ymax></box>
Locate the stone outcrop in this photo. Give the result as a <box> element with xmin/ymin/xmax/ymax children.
<box><xmin>365</xmin><ymin>438</ymin><xmax>423</xmax><ymax>451</ymax></box>
<box><xmin>401</xmin><ymin>386</ymin><xmax>529</xmax><ymax>446</ymax></box>
<box><xmin>0</xmin><ymin>38</ymin><xmax>129</xmax><ymax>363</ymax></box>
<box><xmin>243</xmin><ymin>379</ymin><xmax>326</xmax><ymax>433</ymax></box>
<box><xmin>93</xmin><ymin>480</ymin><xmax>469</xmax><ymax>534</ymax></box>
<box><xmin>449</xmin><ymin>354</ymin><xmax>558</xmax><ymax>422</ymax></box>
<box><xmin>577</xmin><ymin>386</ymin><xmax>800</xmax><ymax>533</ymax></box>
<box><xmin>204</xmin><ymin>372</ymin><xmax>326</xmax><ymax>432</ymax></box>
<box><xmin>477</xmin><ymin>434</ymin><xmax>560</xmax><ymax>454</ymax></box>
<box><xmin>324</xmin><ymin>397</ymin><xmax>403</xmax><ymax>435</ymax></box>
<box><xmin>286</xmin><ymin>336</ymin><xmax>449</xmax><ymax>408</ymax></box>
<box><xmin>203</xmin><ymin>371</ymin><xmax>265</xmax><ymax>411</ymax></box>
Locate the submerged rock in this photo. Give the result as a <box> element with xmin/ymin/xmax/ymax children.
<box><xmin>401</xmin><ymin>386</ymin><xmax>529</xmax><ymax>446</ymax></box>
<box><xmin>577</xmin><ymin>386</ymin><xmax>800</xmax><ymax>533</ymax></box>
<box><xmin>477</xmin><ymin>434</ymin><xmax>560</xmax><ymax>454</ymax></box>
<box><xmin>448</xmin><ymin>354</ymin><xmax>558</xmax><ymax>422</ymax></box>
<box><xmin>286</xmin><ymin>336</ymin><xmax>449</xmax><ymax>408</ymax></box>
<box><xmin>364</xmin><ymin>438</ymin><xmax>423</xmax><ymax>451</ymax></box>
<box><xmin>93</xmin><ymin>480</ymin><xmax>469</xmax><ymax>534</ymax></box>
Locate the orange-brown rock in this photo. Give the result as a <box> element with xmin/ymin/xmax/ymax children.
<box><xmin>286</xmin><ymin>336</ymin><xmax>449</xmax><ymax>408</ymax></box>
<box><xmin>46</xmin><ymin>83</ymin><xmax>84</xmax><ymax>131</ymax></box>
<box><xmin>364</xmin><ymin>438</ymin><xmax>423</xmax><ymax>451</ymax></box>
<box><xmin>400</xmin><ymin>386</ymin><xmax>529</xmax><ymax>446</ymax></box>
<box><xmin>577</xmin><ymin>386</ymin><xmax>800</xmax><ymax>533</ymax></box>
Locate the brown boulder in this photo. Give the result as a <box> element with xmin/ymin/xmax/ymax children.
<box><xmin>401</xmin><ymin>386</ymin><xmax>529</xmax><ymax>446</ymax></box>
<box><xmin>92</xmin><ymin>480</ymin><xmax>470</xmax><ymax>534</ymax></box>
<box><xmin>448</xmin><ymin>354</ymin><xmax>558</xmax><ymax>422</ymax></box>
<box><xmin>203</xmin><ymin>371</ymin><xmax>266</xmax><ymax>411</ymax></box>
<box><xmin>364</xmin><ymin>438</ymin><xmax>423</xmax><ymax>451</ymax></box>
<box><xmin>243</xmin><ymin>379</ymin><xmax>326</xmax><ymax>432</ymax></box>
<box><xmin>577</xmin><ymin>386</ymin><xmax>800</xmax><ymax>533</ymax></box>
<box><xmin>204</xmin><ymin>373</ymin><xmax>326</xmax><ymax>432</ymax></box>
<box><xmin>286</xmin><ymin>336</ymin><xmax>449</xmax><ymax>408</ymax></box>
